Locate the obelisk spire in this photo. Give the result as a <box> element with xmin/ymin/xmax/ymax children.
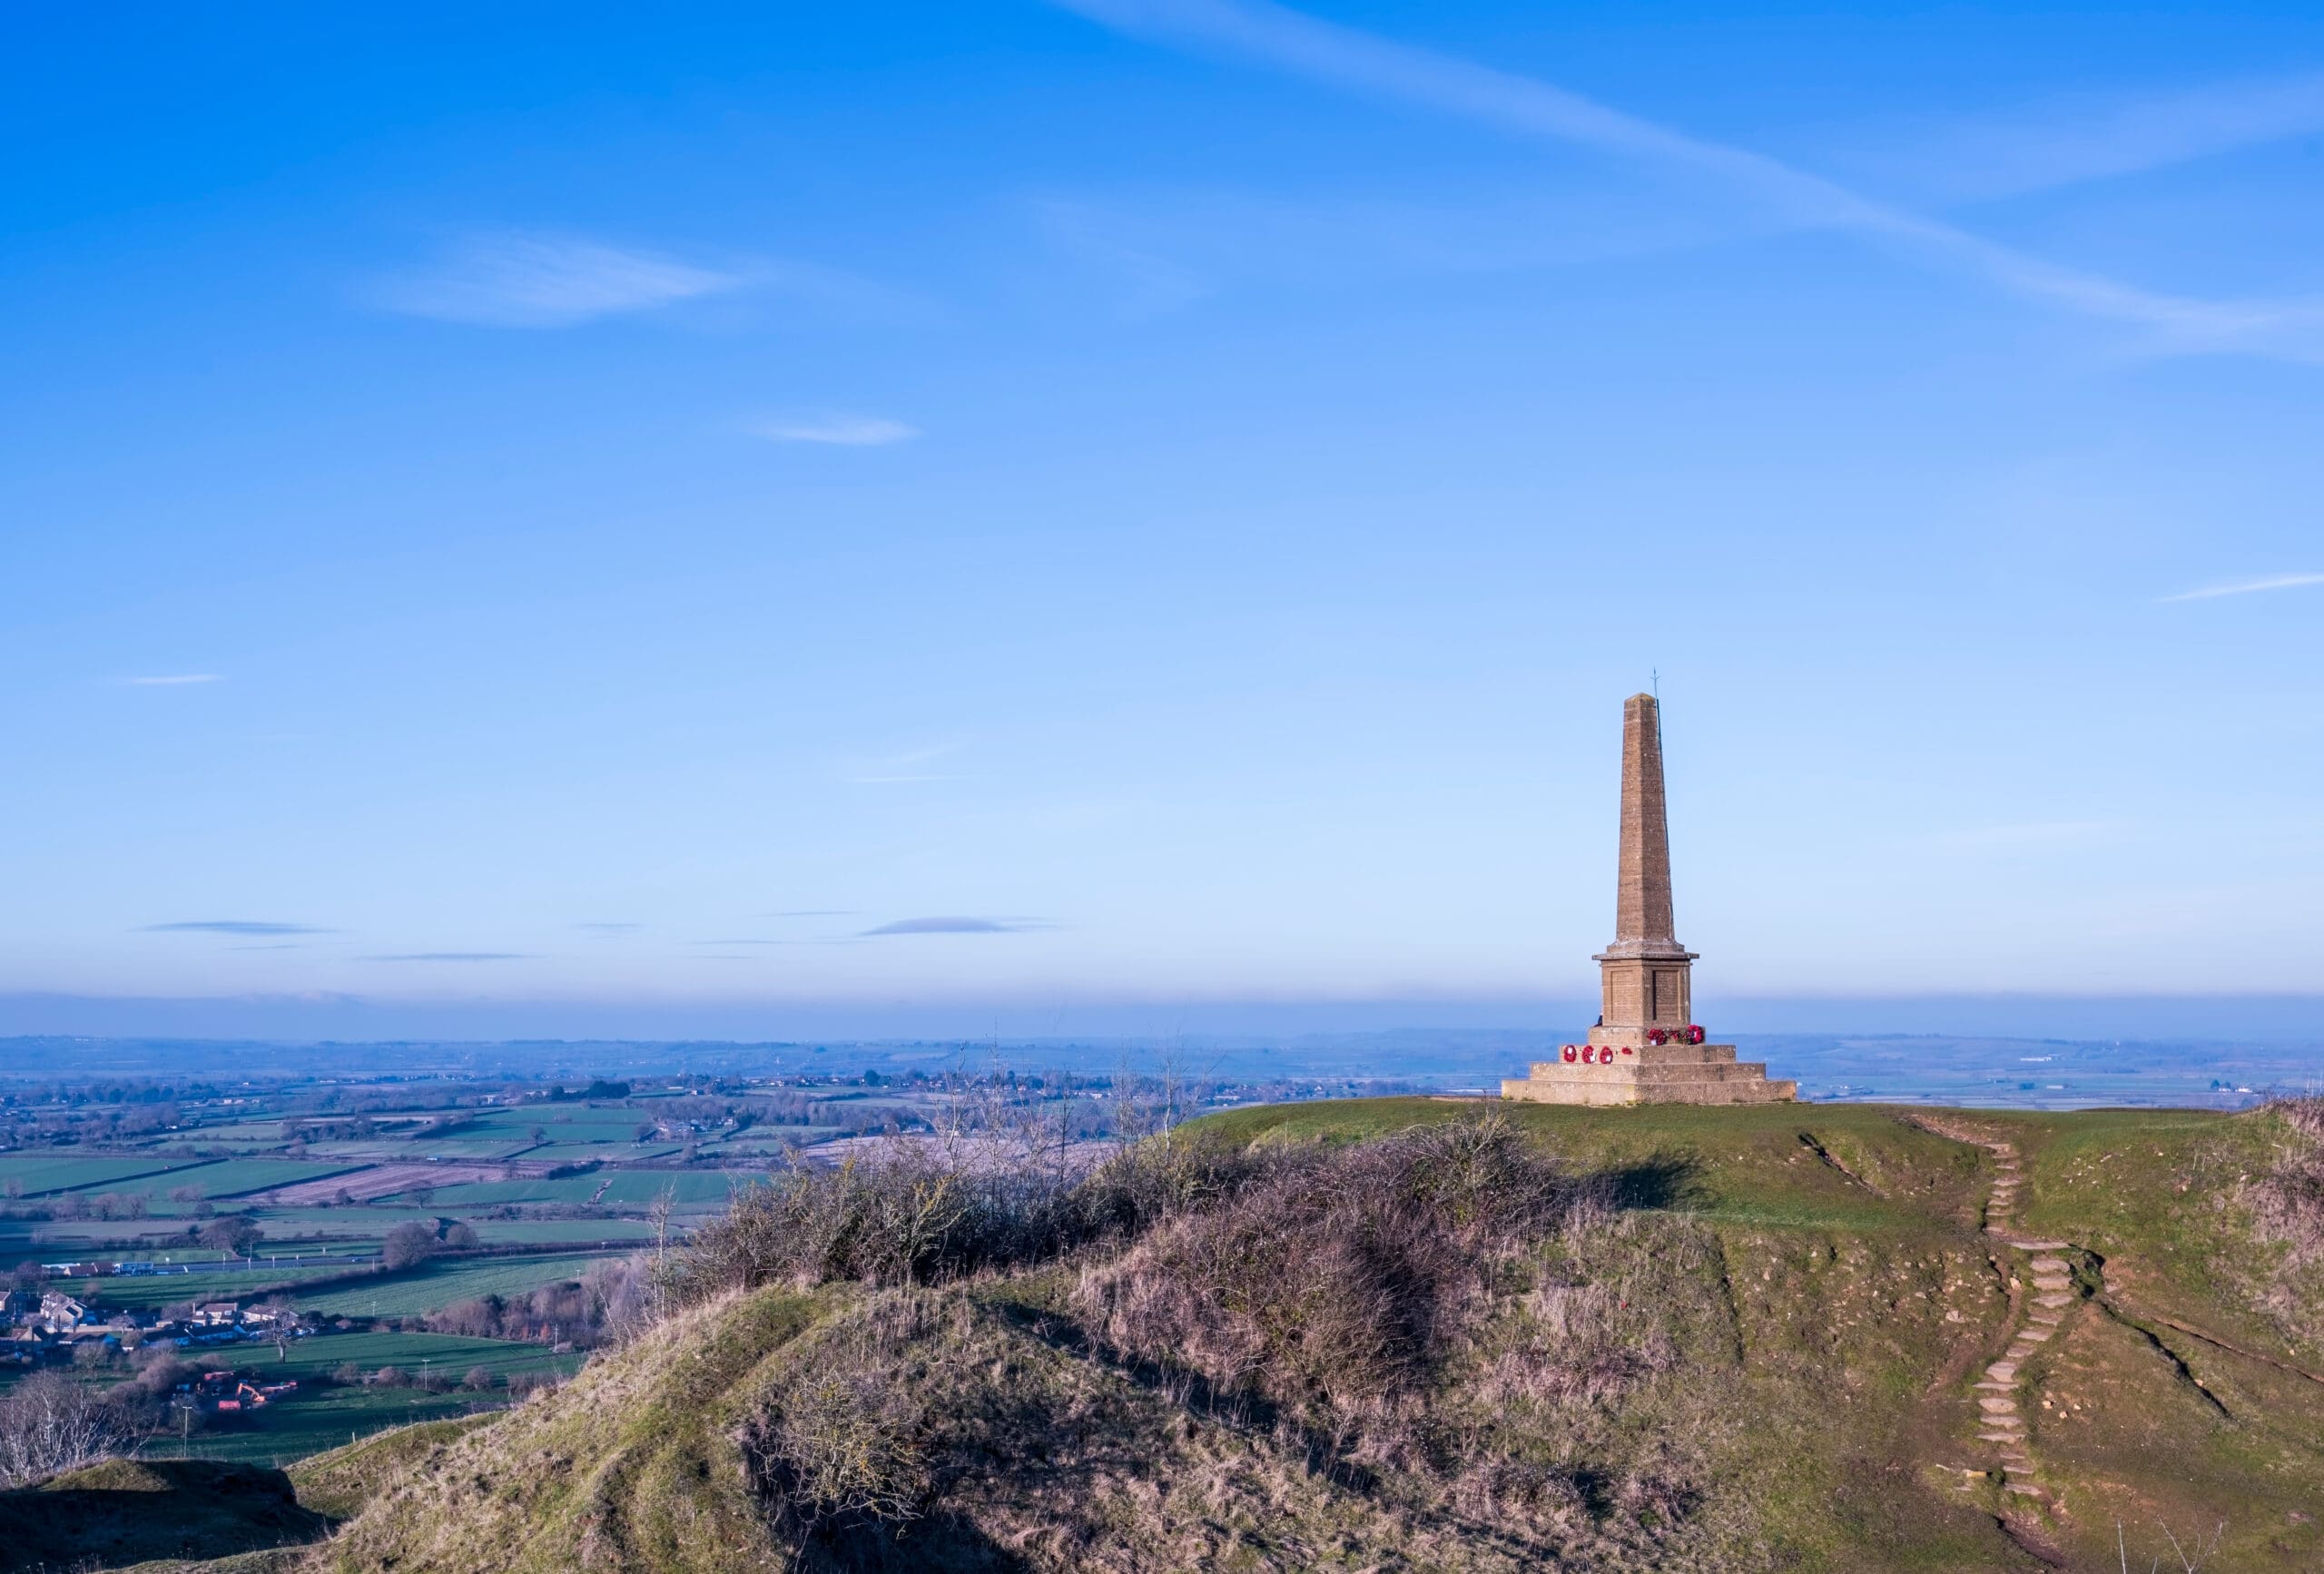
<box><xmin>1614</xmin><ymin>692</ymin><xmax>1678</xmax><ymax>951</ymax></box>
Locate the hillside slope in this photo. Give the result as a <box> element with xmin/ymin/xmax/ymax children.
<box><xmin>16</xmin><ymin>1099</ymin><xmax>2323</xmax><ymax>1572</ymax></box>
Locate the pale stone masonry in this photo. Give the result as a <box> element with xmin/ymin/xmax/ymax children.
<box><xmin>1504</xmin><ymin>694</ymin><xmax>1796</xmax><ymax>1107</ymax></box>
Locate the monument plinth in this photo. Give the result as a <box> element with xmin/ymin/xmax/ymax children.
<box><xmin>1503</xmin><ymin>693</ymin><xmax>1796</xmax><ymax>1107</ymax></box>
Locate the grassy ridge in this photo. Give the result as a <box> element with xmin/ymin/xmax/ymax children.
<box><xmin>16</xmin><ymin>1098</ymin><xmax>2324</xmax><ymax>1573</ymax></box>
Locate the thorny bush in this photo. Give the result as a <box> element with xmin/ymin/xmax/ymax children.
<box><xmin>676</xmin><ymin>1126</ymin><xmax>1282</xmax><ymax>1295</ymax></box>
<box><xmin>1070</xmin><ymin>1117</ymin><xmax>1570</xmax><ymax>1423</ymax></box>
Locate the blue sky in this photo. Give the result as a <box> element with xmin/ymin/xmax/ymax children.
<box><xmin>5</xmin><ymin>0</ymin><xmax>2322</xmax><ymax>1036</ymax></box>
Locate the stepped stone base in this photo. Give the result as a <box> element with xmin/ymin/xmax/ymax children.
<box><xmin>1501</xmin><ymin>1038</ymin><xmax>1796</xmax><ymax>1107</ymax></box>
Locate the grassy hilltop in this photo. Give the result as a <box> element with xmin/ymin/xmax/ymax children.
<box><xmin>8</xmin><ymin>1097</ymin><xmax>2324</xmax><ymax>1573</ymax></box>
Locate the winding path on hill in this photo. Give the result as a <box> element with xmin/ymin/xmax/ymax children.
<box><xmin>1915</xmin><ymin>1119</ymin><xmax>2094</xmax><ymax>1523</ymax></box>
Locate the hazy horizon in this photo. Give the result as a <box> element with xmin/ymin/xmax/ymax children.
<box><xmin>8</xmin><ymin>989</ymin><xmax>2323</xmax><ymax>1047</ymax></box>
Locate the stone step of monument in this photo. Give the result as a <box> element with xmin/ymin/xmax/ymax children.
<box><xmin>1634</xmin><ymin>1077</ymin><xmax>1797</xmax><ymax>1105</ymax></box>
<box><xmin>1531</xmin><ymin>1049</ymin><xmax>1742</xmax><ymax>1075</ymax></box>
<box><xmin>1584</xmin><ymin>1039</ymin><xmax>1740</xmax><ymax>1062</ymax></box>
<box><xmin>1521</xmin><ymin>1058</ymin><xmax>1778</xmax><ymax>1085</ymax></box>
<box><xmin>2029</xmin><ymin>1256</ymin><xmax>2069</xmax><ymax>1272</ymax></box>
<box><xmin>2033</xmin><ymin>1294</ymin><xmax>2073</xmax><ymax>1310</ymax></box>
<box><xmin>1977</xmin><ymin>1432</ymin><xmax>2020</xmax><ymax>1444</ymax></box>
<box><xmin>1974</xmin><ymin>1381</ymin><xmax>2014</xmax><ymax>1393</ymax></box>
<box><xmin>1977</xmin><ymin>1396</ymin><xmax>2017</xmax><ymax>1413</ymax></box>
<box><xmin>2004</xmin><ymin>1239</ymin><xmax>2070</xmax><ymax>1252</ymax></box>
<box><xmin>1985</xmin><ymin>1361</ymin><xmax>2018</xmax><ymax>1379</ymax></box>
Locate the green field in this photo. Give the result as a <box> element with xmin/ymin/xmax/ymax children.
<box><xmin>295</xmin><ymin>1251</ymin><xmax>623</xmax><ymax>1316</ymax></box>
<box><xmin>152</xmin><ymin>1331</ymin><xmax>582</xmax><ymax>1465</ymax></box>
<box><xmin>468</xmin><ymin>1217</ymin><xmax>657</xmax><ymax>1244</ymax></box>
<box><xmin>522</xmin><ymin>1141</ymin><xmax>679</xmax><ymax>1161</ymax></box>
<box><xmin>77</xmin><ymin>1261</ymin><xmax>359</xmax><ymax>1310</ymax></box>
<box><xmin>0</xmin><ymin>1153</ymin><xmax>202</xmax><ymax>1196</ymax></box>
<box><xmin>420</xmin><ymin>1170</ymin><xmax>753</xmax><ymax>1208</ymax></box>
<box><xmin>467</xmin><ymin>1108</ymin><xmax>648</xmax><ymax>1136</ymax></box>
<box><xmin>40</xmin><ymin>1157</ymin><xmax>369</xmax><ymax>1204</ymax></box>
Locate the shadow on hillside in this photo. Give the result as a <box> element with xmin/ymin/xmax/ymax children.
<box><xmin>1595</xmin><ymin>1153</ymin><xmax>1699</xmax><ymax>1213</ymax></box>
<box><xmin>0</xmin><ymin>1458</ymin><xmax>330</xmax><ymax>1572</ymax></box>
<box><xmin>792</xmin><ymin>1509</ymin><xmax>1030</xmax><ymax>1572</ymax></box>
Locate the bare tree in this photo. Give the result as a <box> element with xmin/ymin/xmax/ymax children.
<box><xmin>0</xmin><ymin>1372</ymin><xmax>133</xmax><ymax>1487</ymax></box>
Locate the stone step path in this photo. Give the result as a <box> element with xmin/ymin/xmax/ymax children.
<box><xmin>1951</xmin><ymin>1131</ymin><xmax>2091</xmax><ymax>1514</ymax></box>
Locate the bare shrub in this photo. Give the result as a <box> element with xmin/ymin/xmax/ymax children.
<box><xmin>381</xmin><ymin>1220</ymin><xmax>438</xmax><ymax>1271</ymax></box>
<box><xmin>681</xmin><ymin>1142</ymin><xmax>1074</xmax><ymax>1294</ymax></box>
<box><xmin>0</xmin><ymin>1371</ymin><xmax>135</xmax><ymax>1487</ymax></box>
<box><xmin>744</xmin><ymin>1294</ymin><xmax>958</xmax><ymax>1533</ymax></box>
<box><xmin>2246</xmin><ymin>1097</ymin><xmax>2324</xmax><ymax>1345</ymax></box>
<box><xmin>1071</xmin><ymin>1115</ymin><xmax>1567</xmax><ymax>1424</ymax></box>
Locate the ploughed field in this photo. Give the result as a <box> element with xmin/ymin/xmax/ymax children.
<box><xmin>11</xmin><ymin>1098</ymin><xmax>2324</xmax><ymax>1573</ymax></box>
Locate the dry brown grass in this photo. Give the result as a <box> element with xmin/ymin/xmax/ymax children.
<box><xmin>1070</xmin><ymin>1116</ymin><xmax>1567</xmax><ymax>1426</ymax></box>
<box><xmin>2244</xmin><ymin>1097</ymin><xmax>2324</xmax><ymax>1348</ymax></box>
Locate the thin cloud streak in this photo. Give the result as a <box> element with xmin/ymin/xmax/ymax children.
<box><xmin>1055</xmin><ymin>0</ymin><xmax>2324</xmax><ymax>359</ymax></box>
<box><xmin>144</xmin><ymin>920</ymin><xmax>330</xmax><ymax>936</ymax></box>
<box><xmin>754</xmin><ymin>415</ymin><xmax>920</xmax><ymax>447</ymax></box>
<box><xmin>123</xmin><ymin>674</ymin><xmax>222</xmax><ymax>686</ymax></box>
<box><xmin>368</xmin><ymin>232</ymin><xmax>743</xmax><ymax>328</ymax></box>
<box><xmin>361</xmin><ymin>951</ymin><xmax>535</xmax><ymax>962</ymax></box>
<box><xmin>2162</xmin><ymin>571</ymin><xmax>2324</xmax><ymax>602</ymax></box>
<box><xmin>860</xmin><ymin>916</ymin><xmax>1051</xmax><ymax>936</ymax></box>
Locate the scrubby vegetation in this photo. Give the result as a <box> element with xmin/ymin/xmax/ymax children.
<box><xmin>15</xmin><ymin>1098</ymin><xmax>2324</xmax><ymax>1572</ymax></box>
<box><xmin>2240</xmin><ymin>1095</ymin><xmax>2324</xmax><ymax>1350</ymax></box>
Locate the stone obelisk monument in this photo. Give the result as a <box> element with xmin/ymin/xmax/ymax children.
<box><xmin>1503</xmin><ymin>694</ymin><xmax>1795</xmax><ymax>1106</ymax></box>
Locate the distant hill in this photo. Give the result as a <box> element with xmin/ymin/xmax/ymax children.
<box><xmin>10</xmin><ymin>1098</ymin><xmax>2323</xmax><ymax>1571</ymax></box>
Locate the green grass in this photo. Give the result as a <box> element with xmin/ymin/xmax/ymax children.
<box><xmin>249</xmin><ymin>1328</ymin><xmax>584</xmax><ymax>1384</ymax></box>
<box><xmin>295</xmin><ymin>1251</ymin><xmax>623</xmax><ymax>1316</ymax></box>
<box><xmin>422</xmin><ymin>1171</ymin><xmax>753</xmax><ymax>1208</ymax></box>
<box><xmin>42</xmin><ymin>1158</ymin><xmax>370</xmax><ymax>1203</ymax></box>
<box><xmin>468</xmin><ymin>1217</ymin><xmax>658</xmax><ymax>1244</ymax></box>
<box><xmin>80</xmin><ymin>1263</ymin><xmax>359</xmax><ymax>1310</ymax></box>
<box><xmin>159</xmin><ymin>1382</ymin><xmax>547</xmax><ymax>1468</ymax></box>
<box><xmin>0</xmin><ymin>1153</ymin><xmax>203</xmax><ymax>1195</ymax></box>
<box><xmin>521</xmin><ymin>1141</ymin><xmax>681</xmax><ymax>1161</ymax></box>
<box><xmin>1191</xmin><ymin>1097</ymin><xmax>1988</xmax><ymax>1233</ymax></box>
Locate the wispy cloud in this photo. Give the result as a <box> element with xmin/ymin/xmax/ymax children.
<box><xmin>861</xmin><ymin>916</ymin><xmax>1052</xmax><ymax>936</ymax></box>
<box><xmin>367</xmin><ymin>231</ymin><xmax>745</xmax><ymax>328</ymax></box>
<box><xmin>1053</xmin><ymin>0</ymin><xmax>2324</xmax><ymax>359</ymax></box>
<box><xmin>144</xmin><ymin>920</ymin><xmax>330</xmax><ymax>936</ymax></box>
<box><xmin>123</xmin><ymin>674</ymin><xmax>222</xmax><ymax>686</ymax></box>
<box><xmin>753</xmin><ymin>415</ymin><xmax>920</xmax><ymax>447</ymax></box>
<box><xmin>1825</xmin><ymin>70</ymin><xmax>2324</xmax><ymax>206</ymax></box>
<box><xmin>362</xmin><ymin>951</ymin><xmax>534</xmax><ymax>962</ymax></box>
<box><xmin>2162</xmin><ymin>571</ymin><xmax>2324</xmax><ymax>602</ymax></box>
